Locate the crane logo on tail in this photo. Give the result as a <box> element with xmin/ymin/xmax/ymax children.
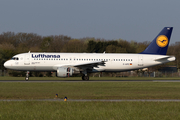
<box><xmin>156</xmin><ymin>35</ymin><xmax>168</xmax><ymax>47</ymax></box>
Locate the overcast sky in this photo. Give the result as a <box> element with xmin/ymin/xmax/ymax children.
<box><xmin>0</xmin><ymin>0</ymin><xmax>180</xmax><ymax>44</ymax></box>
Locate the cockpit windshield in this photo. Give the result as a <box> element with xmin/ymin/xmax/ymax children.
<box><xmin>11</xmin><ymin>57</ymin><xmax>19</xmax><ymax>60</ymax></box>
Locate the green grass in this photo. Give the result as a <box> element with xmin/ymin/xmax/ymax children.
<box><xmin>1</xmin><ymin>81</ymin><xmax>180</xmax><ymax>119</ymax></box>
<box><xmin>1</xmin><ymin>82</ymin><xmax>180</xmax><ymax>99</ymax></box>
<box><xmin>0</xmin><ymin>101</ymin><xmax>180</xmax><ymax>120</ymax></box>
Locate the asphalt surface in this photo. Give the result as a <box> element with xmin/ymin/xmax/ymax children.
<box><xmin>1</xmin><ymin>80</ymin><xmax>180</xmax><ymax>82</ymax></box>
<box><xmin>1</xmin><ymin>99</ymin><xmax>180</xmax><ymax>102</ymax></box>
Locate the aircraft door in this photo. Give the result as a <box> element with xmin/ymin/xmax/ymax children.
<box><xmin>24</xmin><ymin>54</ymin><xmax>30</xmax><ymax>65</ymax></box>
<box><xmin>138</xmin><ymin>56</ymin><xmax>143</xmax><ymax>66</ymax></box>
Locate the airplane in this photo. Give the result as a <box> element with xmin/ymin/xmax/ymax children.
<box><xmin>4</xmin><ymin>27</ymin><xmax>175</xmax><ymax>81</ymax></box>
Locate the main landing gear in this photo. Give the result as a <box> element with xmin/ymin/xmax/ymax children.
<box><xmin>82</xmin><ymin>74</ymin><xmax>89</xmax><ymax>80</ymax></box>
<box><xmin>25</xmin><ymin>71</ymin><xmax>29</xmax><ymax>81</ymax></box>
<box><xmin>81</xmin><ymin>70</ymin><xmax>89</xmax><ymax>80</ymax></box>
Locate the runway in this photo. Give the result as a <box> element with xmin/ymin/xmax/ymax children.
<box><xmin>1</xmin><ymin>80</ymin><xmax>180</xmax><ymax>82</ymax></box>
<box><xmin>1</xmin><ymin>99</ymin><xmax>180</xmax><ymax>102</ymax></box>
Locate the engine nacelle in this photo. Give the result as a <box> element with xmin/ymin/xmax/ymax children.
<box><xmin>56</xmin><ymin>67</ymin><xmax>74</xmax><ymax>77</ymax></box>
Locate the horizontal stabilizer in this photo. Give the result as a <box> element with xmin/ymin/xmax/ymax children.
<box><xmin>154</xmin><ymin>56</ymin><xmax>175</xmax><ymax>61</ymax></box>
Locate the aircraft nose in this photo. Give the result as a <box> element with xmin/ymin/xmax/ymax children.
<box><xmin>4</xmin><ymin>61</ymin><xmax>11</xmax><ymax>68</ymax></box>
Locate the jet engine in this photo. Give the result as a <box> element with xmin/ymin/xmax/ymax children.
<box><xmin>56</xmin><ymin>67</ymin><xmax>74</xmax><ymax>77</ymax></box>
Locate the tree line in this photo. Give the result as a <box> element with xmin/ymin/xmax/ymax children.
<box><xmin>0</xmin><ymin>32</ymin><xmax>179</xmax><ymax>76</ymax></box>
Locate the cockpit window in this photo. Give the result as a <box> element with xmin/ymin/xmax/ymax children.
<box><xmin>11</xmin><ymin>57</ymin><xmax>19</xmax><ymax>60</ymax></box>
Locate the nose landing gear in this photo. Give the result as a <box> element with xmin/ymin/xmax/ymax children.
<box><xmin>25</xmin><ymin>71</ymin><xmax>29</xmax><ymax>81</ymax></box>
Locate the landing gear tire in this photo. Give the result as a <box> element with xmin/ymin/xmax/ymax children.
<box><xmin>25</xmin><ymin>77</ymin><xmax>29</xmax><ymax>81</ymax></box>
<box><xmin>82</xmin><ymin>75</ymin><xmax>89</xmax><ymax>81</ymax></box>
<box><xmin>84</xmin><ymin>76</ymin><xmax>89</xmax><ymax>81</ymax></box>
<box><xmin>82</xmin><ymin>75</ymin><xmax>85</xmax><ymax>80</ymax></box>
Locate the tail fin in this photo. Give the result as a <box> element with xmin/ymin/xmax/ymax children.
<box><xmin>140</xmin><ymin>27</ymin><xmax>173</xmax><ymax>55</ymax></box>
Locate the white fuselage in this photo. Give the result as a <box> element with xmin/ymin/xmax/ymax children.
<box><xmin>4</xmin><ymin>52</ymin><xmax>175</xmax><ymax>72</ymax></box>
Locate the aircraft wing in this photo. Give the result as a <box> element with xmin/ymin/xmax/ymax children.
<box><xmin>73</xmin><ymin>61</ymin><xmax>106</xmax><ymax>69</ymax></box>
<box><xmin>53</xmin><ymin>61</ymin><xmax>106</xmax><ymax>70</ymax></box>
